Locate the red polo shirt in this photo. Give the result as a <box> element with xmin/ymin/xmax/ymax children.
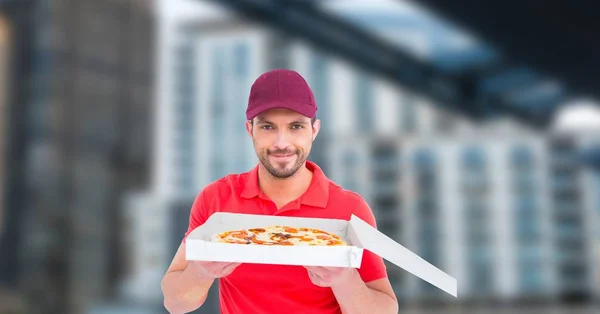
<box><xmin>183</xmin><ymin>161</ymin><xmax>388</xmax><ymax>314</ymax></box>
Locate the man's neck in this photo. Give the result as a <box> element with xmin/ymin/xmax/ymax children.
<box><xmin>258</xmin><ymin>163</ymin><xmax>313</xmax><ymax>208</ymax></box>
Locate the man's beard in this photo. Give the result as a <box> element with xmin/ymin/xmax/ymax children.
<box><xmin>257</xmin><ymin>147</ymin><xmax>306</xmax><ymax>179</ymax></box>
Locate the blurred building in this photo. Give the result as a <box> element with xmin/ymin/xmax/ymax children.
<box><xmin>0</xmin><ymin>11</ymin><xmax>9</xmax><ymax>234</ymax></box>
<box><xmin>330</xmin><ymin>133</ymin><xmax>600</xmax><ymax>304</ymax></box>
<box><xmin>125</xmin><ymin>3</ymin><xmax>600</xmax><ymax>313</ymax></box>
<box><xmin>0</xmin><ymin>0</ymin><xmax>155</xmax><ymax>313</ymax></box>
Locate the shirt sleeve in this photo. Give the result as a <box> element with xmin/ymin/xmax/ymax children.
<box><xmin>182</xmin><ymin>189</ymin><xmax>210</xmax><ymax>243</ymax></box>
<box><xmin>353</xmin><ymin>196</ymin><xmax>389</xmax><ymax>283</ymax></box>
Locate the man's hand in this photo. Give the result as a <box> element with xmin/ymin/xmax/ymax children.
<box><xmin>188</xmin><ymin>261</ymin><xmax>241</xmax><ymax>280</ymax></box>
<box><xmin>304</xmin><ymin>266</ymin><xmax>357</xmax><ymax>288</ymax></box>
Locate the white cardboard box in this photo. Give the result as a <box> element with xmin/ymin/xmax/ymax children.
<box><xmin>186</xmin><ymin>212</ymin><xmax>457</xmax><ymax>297</ymax></box>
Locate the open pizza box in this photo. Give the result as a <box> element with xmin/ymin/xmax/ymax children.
<box><xmin>186</xmin><ymin>212</ymin><xmax>457</xmax><ymax>297</ymax></box>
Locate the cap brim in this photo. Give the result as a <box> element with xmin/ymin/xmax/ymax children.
<box><xmin>246</xmin><ymin>100</ymin><xmax>316</xmax><ymax>120</ymax></box>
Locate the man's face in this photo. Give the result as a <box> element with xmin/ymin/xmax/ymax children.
<box><xmin>246</xmin><ymin>108</ymin><xmax>320</xmax><ymax>179</ymax></box>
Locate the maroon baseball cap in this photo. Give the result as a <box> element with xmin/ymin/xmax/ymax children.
<box><xmin>246</xmin><ymin>69</ymin><xmax>318</xmax><ymax>120</ymax></box>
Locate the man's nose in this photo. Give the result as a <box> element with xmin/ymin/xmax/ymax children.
<box><xmin>273</xmin><ymin>131</ymin><xmax>290</xmax><ymax>149</ymax></box>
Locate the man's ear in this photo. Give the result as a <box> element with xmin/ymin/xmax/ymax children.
<box><xmin>245</xmin><ymin>120</ymin><xmax>253</xmax><ymax>138</ymax></box>
<box><xmin>311</xmin><ymin>119</ymin><xmax>321</xmax><ymax>142</ymax></box>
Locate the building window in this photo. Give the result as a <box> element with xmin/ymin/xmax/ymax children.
<box><xmin>462</xmin><ymin>146</ymin><xmax>486</xmax><ymax>172</ymax></box>
<box><xmin>355</xmin><ymin>71</ymin><xmax>373</xmax><ymax>132</ymax></box>
<box><xmin>511</xmin><ymin>145</ymin><xmax>534</xmax><ymax>167</ymax></box>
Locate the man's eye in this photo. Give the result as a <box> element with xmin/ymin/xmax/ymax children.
<box><xmin>261</xmin><ymin>125</ymin><xmax>273</xmax><ymax>130</ymax></box>
<box><xmin>291</xmin><ymin>125</ymin><xmax>303</xmax><ymax>130</ymax></box>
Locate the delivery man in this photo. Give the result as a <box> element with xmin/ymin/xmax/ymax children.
<box><xmin>161</xmin><ymin>69</ymin><xmax>398</xmax><ymax>314</ymax></box>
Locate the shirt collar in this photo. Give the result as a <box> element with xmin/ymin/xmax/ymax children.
<box><xmin>240</xmin><ymin>160</ymin><xmax>329</xmax><ymax>208</ymax></box>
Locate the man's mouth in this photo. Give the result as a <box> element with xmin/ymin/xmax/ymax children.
<box><xmin>269</xmin><ymin>153</ymin><xmax>296</xmax><ymax>161</ymax></box>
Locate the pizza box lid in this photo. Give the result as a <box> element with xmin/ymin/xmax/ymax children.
<box><xmin>185</xmin><ymin>212</ymin><xmax>457</xmax><ymax>297</ymax></box>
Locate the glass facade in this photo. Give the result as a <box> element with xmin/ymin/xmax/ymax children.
<box><xmin>549</xmin><ymin>138</ymin><xmax>590</xmax><ymax>298</ymax></box>
<box><xmin>462</xmin><ymin>146</ymin><xmax>494</xmax><ymax>295</ymax></box>
<box><xmin>308</xmin><ymin>52</ymin><xmax>330</xmax><ymax>175</ymax></box>
<box><xmin>355</xmin><ymin>71</ymin><xmax>373</xmax><ymax>132</ymax></box>
<box><xmin>341</xmin><ymin>151</ymin><xmax>359</xmax><ymax>192</ymax></box>
<box><xmin>510</xmin><ymin>145</ymin><xmax>544</xmax><ymax>293</ymax></box>
<box><xmin>413</xmin><ymin>148</ymin><xmax>442</xmax><ymax>295</ymax></box>
<box><xmin>173</xmin><ymin>40</ymin><xmax>196</xmax><ymax>193</ymax></box>
<box><xmin>401</xmin><ymin>93</ymin><xmax>416</xmax><ymax>133</ymax></box>
<box><xmin>370</xmin><ymin>143</ymin><xmax>403</xmax><ymax>297</ymax></box>
<box><xmin>310</xmin><ymin>52</ymin><xmax>329</xmax><ymax>128</ymax></box>
<box><xmin>233</xmin><ymin>42</ymin><xmax>250</xmax><ymax>173</ymax></box>
<box><xmin>210</xmin><ymin>45</ymin><xmax>226</xmax><ymax>181</ymax></box>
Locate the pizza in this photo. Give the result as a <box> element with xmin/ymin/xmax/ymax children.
<box><xmin>212</xmin><ymin>226</ymin><xmax>347</xmax><ymax>246</ymax></box>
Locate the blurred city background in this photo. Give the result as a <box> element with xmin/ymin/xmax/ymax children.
<box><xmin>0</xmin><ymin>0</ymin><xmax>599</xmax><ymax>313</ymax></box>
